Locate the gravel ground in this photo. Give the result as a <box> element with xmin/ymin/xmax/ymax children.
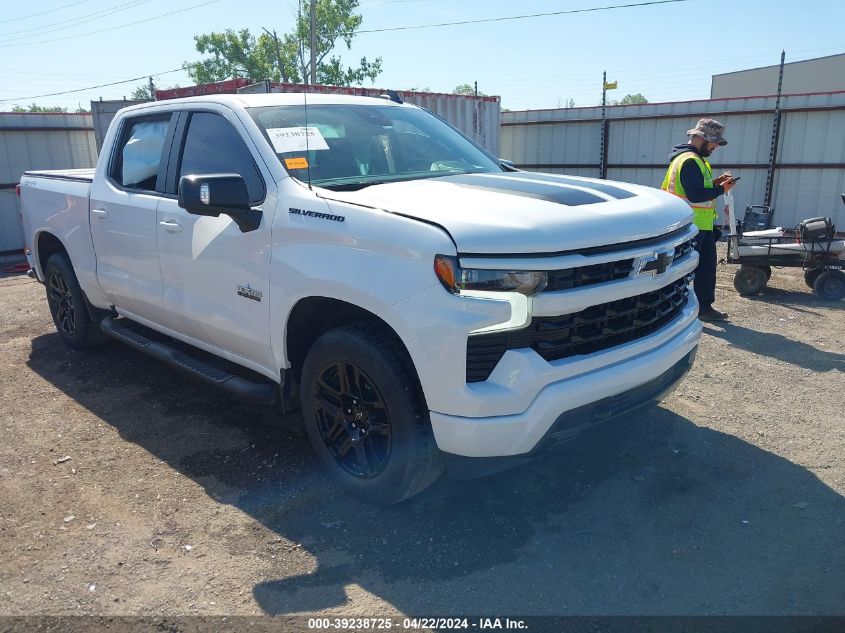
<box><xmin>1</xmin><ymin>254</ymin><xmax>843</xmax><ymax>618</ymax></box>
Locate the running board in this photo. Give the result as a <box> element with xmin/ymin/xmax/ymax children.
<box><xmin>100</xmin><ymin>316</ymin><xmax>277</xmax><ymax>404</ymax></box>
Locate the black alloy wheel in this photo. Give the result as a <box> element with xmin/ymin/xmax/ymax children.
<box><xmin>43</xmin><ymin>251</ymin><xmax>109</xmax><ymax>350</ymax></box>
<box><xmin>300</xmin><ymin>322</ymin><xmax>445</xmax><ymax>504</ymax></box>
<box><xmin>47</xmin><ymin>269</ymin><xmax>76</xmax><ymax>337</ymax></box>
<box><xmin>313</xmin><ymin>360</ymin><xmax>392</xmax><ymax>478</ymax></box>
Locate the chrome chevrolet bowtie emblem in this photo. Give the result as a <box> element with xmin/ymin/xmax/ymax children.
<box><xmin>637</xmin><ymin>248</ymin><xmax>675</xmax><ymax>276</ymax></box>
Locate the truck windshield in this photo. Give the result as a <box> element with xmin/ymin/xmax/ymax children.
<box><xmin>248</xmin><ymin>103</ymin><xmax>502</xmax><ymax>190</ymax></box>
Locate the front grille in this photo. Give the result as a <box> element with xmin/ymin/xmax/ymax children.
<box><xmin>673</xmin><ymin>238</ymin><xmax>695</xmax><ymax>261</ymax></box>
<box><xmin>544</xmin><ymin>259</ymin><xmax>634</xmax><ymax>292</ymax></box>
<box><xmin>466</xmin><ymin>274</ymin><xmax>692</xmax><ymax>383</ymax></box>
<box><xmin>540</xmin><ymin>237</ymin><xmax>695</xmax><ymax>293</ymax></box>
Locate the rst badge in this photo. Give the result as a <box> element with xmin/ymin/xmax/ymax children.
<box><xmin>237</xmin><ymin>284</ymin><xmax>263</xmax><ymax>302</ymax></box>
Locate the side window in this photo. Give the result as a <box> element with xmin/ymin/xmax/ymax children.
<box><xmin>111</xmin><ymin>115</ymin><xmax>171</xmax><ymax>191</ymax></box>
<box><xmin>178</xmin><ymin>112</ymin><xmax>265</xmax><ymax>204</ymax></box>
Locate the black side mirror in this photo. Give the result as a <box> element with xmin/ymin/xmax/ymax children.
<box><xmin>178</xmin><ymin>174</ymin><xmax>261</xmax><ymax>232</ymax></box>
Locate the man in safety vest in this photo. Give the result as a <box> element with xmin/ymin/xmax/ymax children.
<box><xmin>662</xmin><ymin>118</ymin><xmax>737</xmax><ymax>322</ymax></box>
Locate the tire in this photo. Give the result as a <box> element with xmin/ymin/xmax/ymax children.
<box><xmin>762</xmin><ymin>265</ymin><xmax>772</xmax><ymax>280</ymax></box>
<box><xmin>813</xmin><ymin>270</ymin><xmax>845</xmax><ymax>301</ymax></box>
<box><xmin>44</xmin><ymin>252</ymin><xmax>109</xmax><ymax>350</ymax></box>
<box><xmin>733</xmin><ymin>266</ymin><xmax>768</xmax><ymax>296</ymax></box>
<box><xmin>300</xmin><ymin>322</ymin><xmax>445</xmax><ymax>505</ymax></box>
<box><xmin>804</xmin><ymin>268</ymin><xmax>823</xmax><ymax>289</ymax></box>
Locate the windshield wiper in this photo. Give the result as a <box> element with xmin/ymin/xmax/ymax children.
<box><xmin>320</xmin><ymin>169</ymin><xmax>489</xmax><ymax>192</ymax></box>
<box><xmin>321</xmin><ymin>180</ymin><xmax>391</xmax><ymax>191</ymax></box>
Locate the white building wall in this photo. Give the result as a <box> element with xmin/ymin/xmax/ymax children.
<box><xmin>711</xmin><ymin>53</ymin><xmax>845</xmax><ymax>99</ymax></box>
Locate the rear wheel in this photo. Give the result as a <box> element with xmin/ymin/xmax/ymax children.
<box><xmin>813</xmin><ymin>270</ymin><xmax>845</xmax><ymax>301</ymax></box>
<box><xmin>44</xmin><ymin>252</ymin><xmax>108</xmax><ymax>349</ymax></box>
<box><xmin>733</xmin><ymin>266</ymin><xmax>768</xmax><ymax>296</ymax></box>
<box><xmin>762</xmin><ymin>265</ymin><xmax>772</xmax><ymax>280</ymax></box>
<box><xmin>804</xmin><ymin>268</ymin><xmax>823</xmax><ymax>289</ymax></box>
<box><xmin>300</xmin><ymin>322</ymin><xmax>444</xmax><ymax>505</ymax></box>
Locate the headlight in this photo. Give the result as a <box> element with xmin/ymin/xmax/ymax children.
<box><xmin>434</xmin><ymin>255</ymin><xmax>548</xmax><ymax>295</ymax></box>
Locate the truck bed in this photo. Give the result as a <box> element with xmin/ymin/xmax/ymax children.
<box><xmin>23</xmin><ymin>168</ymin><xmax>95</xmax><ymax>183</ymax></box>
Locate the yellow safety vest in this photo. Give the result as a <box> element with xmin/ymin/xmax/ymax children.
<box><xmin>661</xmin><ymin>151</ymin><xmax>718</xmax><ymax>231</ymax></box>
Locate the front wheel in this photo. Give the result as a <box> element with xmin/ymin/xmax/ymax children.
<box><xmin>813</xmin><ymin>270</ymin><xmax>845</xmax><ymax>301</ymax></box>
<box><xmin>300</xmin><ymin>322</ymin><xmax>444</xmax><ymax>505</ymax></box>
<box><xmin>44</xmin><ymin>252</ymin><xmax>109</xmax><ymax>349</ymax></box>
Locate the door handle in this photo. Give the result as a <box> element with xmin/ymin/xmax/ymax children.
<box><xmin>159</xmin><ymin>220</ymin><xmax>183</xmax><ymax>233</ymax></box>
<box><xmin>91</xmin><ymin>208</ymin><xmax>109</xmax><ymax>218</ymax></box>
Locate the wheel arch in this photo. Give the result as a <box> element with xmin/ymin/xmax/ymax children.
<box><xmin>35</xmin><ymin>230</ymin><xmax>68</xmax><ymax>278</ymax></box>
<box><xmin>284</xmin><ymin>296</ymin><xmax>416</xmax><ymax>386</ymax></box>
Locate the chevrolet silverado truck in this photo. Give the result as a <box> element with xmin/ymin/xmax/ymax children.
<box><xmin>19</xmin><ymin>93</ymin><xmax>701</xmax><ymax>504</ymax></box>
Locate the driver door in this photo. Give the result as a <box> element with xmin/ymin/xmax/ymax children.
<box><xmin>155</xmin><ymin>107</ymin><xmax>276</xmax><ymax>375</ymax></box>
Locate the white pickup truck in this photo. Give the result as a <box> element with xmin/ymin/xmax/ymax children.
<box><xmin>20</xmin><ymin>93</ymin><xmax>701</xmax><ymax>504</ymax></box>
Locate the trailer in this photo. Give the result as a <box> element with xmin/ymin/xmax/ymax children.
<box><xmin>725</xmin><ymin>195</ymin><xmax>845</xmax><ymax>301</ymax></box>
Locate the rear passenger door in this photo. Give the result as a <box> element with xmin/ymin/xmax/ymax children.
<box><xmin>155</xmin><ymin>107</ymin><xmax>276</xmax><ymax>375</ymax></box>
<box><xmin>90</xmin><ymin>112</ymin><xmax>177</xmax><ymax>323</ymax></box>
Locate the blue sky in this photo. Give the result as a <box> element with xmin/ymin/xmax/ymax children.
<box><xmin>1</xmin><ymin>0</ymin><xmax>844</xmax><ymax>112</ymax></box>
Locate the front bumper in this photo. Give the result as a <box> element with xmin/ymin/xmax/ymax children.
<box><xmin>445</xmin><ymin>348</ymin><xmax>696</xmax><ymax>477</ymax></box>
<box><xmin>429</xmin><ymin>314</ymin><xmax>701</xmax><ymax>457</ymax></box>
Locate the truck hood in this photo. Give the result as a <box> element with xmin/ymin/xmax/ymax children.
<box><xmin>320</xmin><ymin>171</ymin><xmax>693</xmax><ymax>254</ymax></box>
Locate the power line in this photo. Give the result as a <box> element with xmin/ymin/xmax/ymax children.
<box><xmin>0</xmin><ymin>1</ymin><xmax>90</xmax><ymax>25</ymax></box>
<box><xmin>0</xmin><ymin>0</ymin><xmax>220</xmax><ymax>49</ymax></box>
<box><xmin>356</xmin><ymin>0</ymin><xmax>691</xmax><ymax>33</ymax></box>
<box><xmin>0</xmin><ymin>67</ymin><xmax>190</xmax><ymax>103</ymax></box>
<box><xmin>1</xmin><ymin>0</ymin><xmax>153</xmax><ymax>42</ymax></box>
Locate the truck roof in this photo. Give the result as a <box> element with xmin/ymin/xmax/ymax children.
<box><xmin>119</xmin><ymin>92</ymin><xmax>409</xmax><ymax>115</ymax></box>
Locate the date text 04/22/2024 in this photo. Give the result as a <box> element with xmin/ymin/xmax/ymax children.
<box><xmin>307</xmin><ymin>617</ymin><xmax>528</xmax><ymax>630</ymax></box>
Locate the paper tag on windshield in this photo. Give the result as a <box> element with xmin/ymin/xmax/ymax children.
<box><xmin>266</xmin><ymin>127</ymin><xmax>329</xmax><ymax>153</ymax></box>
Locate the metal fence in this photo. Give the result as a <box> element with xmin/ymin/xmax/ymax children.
<box><xmin>500</xmin><ymin>91</ymin><xmax>845</xmax><ymax>230</ymax></box>
<box><xmin>0</xmin><ymin>113</ymin><xmax>97</xmax><ymax>258</ymax></box>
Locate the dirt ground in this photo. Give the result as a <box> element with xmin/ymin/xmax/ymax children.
<box><xmin>1</xmin><ymin>254</ymin><xmax>843</xmax><ymax>619</ymax></box>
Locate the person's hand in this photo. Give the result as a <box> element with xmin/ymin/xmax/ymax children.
<box><xmin>722</xmin><ymin>177</ymin><xmax>736</xmax><ymax>192</ymax></box>
<box><xmin>714</xmin><ymin>172</ymin><xmax>733</xmax><ymax>185</ymax></box>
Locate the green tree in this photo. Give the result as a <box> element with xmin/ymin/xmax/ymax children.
<box><xmin>185</xmin><ymin>0</ymin><xmax>381</xmax><ymax>87</ymax></box>
<box><xmin>11</xmin><ymin>104</ymin><xmax>67</xmax><ymax>113</ymax></box>
<box><xmin>618</xmin><ymin>93</ymin><xmax>648</xmax><ymax>105</ymax></box>
<box><xmin>453</xmin><ymin>83</ymin><xmax>485</xmax><ymax>96</ymax></box>
<box><xmin>130</xmin><ymin>84</ymin><xmax>154</xmax><ymax>100</ymax></box>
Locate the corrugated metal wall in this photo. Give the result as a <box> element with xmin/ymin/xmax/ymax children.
<box><xmin>0</xmin><ymin>113</ymin><xmax>97</xmax><ymax>256</ymax></box>
<box><xmin>501</xmin><ymin>92</ymin><xmax>845</xmax><ymax>230</ymax></box>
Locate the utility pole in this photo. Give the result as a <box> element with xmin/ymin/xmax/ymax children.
<box><xmin>600</xmin><ymin>71</ymin><xmax>607</xmax><ymax>179</ymax></box>
<box><xmin>764</xmin><ymin>50</ymin><xmax>786</xmax><ymax>208</ymax></box>
<box><xmin>599</xmin><ymin>72</ymin><xmax>617</xmax><ymax>179</ymax></box>
<box><xmin>474</xmin><ymin>81</ymin><xmax>478</xmax><ymax>97</ymax></box>
<box><xmin>309</xmin><ymin>0</ymin><xmax>317</xmax><ymax>84</ymax></box>
<box><xmin>148</xmin><ymin>76</ymin><xmax>155</xmax><ymax>101</ymax></box>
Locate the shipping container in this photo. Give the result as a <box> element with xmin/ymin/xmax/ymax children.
<box><xmin>156</xmin><ymin>80</ymin><xmax>501</xmax><ymax>155</ymax></box>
